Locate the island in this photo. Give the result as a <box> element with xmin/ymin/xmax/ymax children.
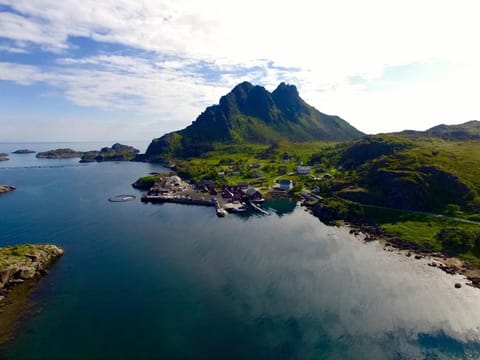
<box><xmin>36</xmin><ymin>148</ymin><xmax>83</xmax><ymax>159</ymax></box>
<box><xmin>80</xmin><ymin>143</ymin><xmax>139</xmax><ymax>162</ymax></box>
<box><xmin>0</xmin><ymin>153</ymin><xmax>9</xmax><ymax>161</ymax></box>
<box><xmin>0</xmin><ymin>244</ymin><xmax>63</xmax><ymax>344</ymax></box>
<box><xmin>12</xmin><ymin>149</ymin><xmax>35</xmax><ymax>154</ymax></box>
<box><xmin>0</xmin><ymin>185</ymin><xmax>16</xmax><ymax>194</ymax></box>
<box><xmin>137</xmin><ymin>82</ymin><xmax>480</xmax><ymax>289</ymax></box>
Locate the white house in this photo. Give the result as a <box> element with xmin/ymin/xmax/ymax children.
<box><xmin>297</xmin><ymin>166</ymin><xmax>311</xmax><ymax>175</ymax></box>
<box><xmin>279</xmin><ymin>179</ymin><xmax>293</xmax><ymax>191</ymax></box>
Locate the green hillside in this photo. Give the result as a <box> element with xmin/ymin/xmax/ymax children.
<box><xmin>145</xmin><ymin>82</ymin><xmax>364</xmax><ymax>159</ymax></box>
<box><xmin>399</xmin><ymin>120</ymin><xmax>480</xmax><ymax>140</ymax></box>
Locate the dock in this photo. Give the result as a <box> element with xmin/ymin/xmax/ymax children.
<box><xmin>248</xmin><ymin>200</ymin><xmax>270</xmax><ymax>215</ymax></box>
<box><xmin>213</xmin><ymin>198</ymin><xmax>228</xmax><ymax>217</ymax></box>
<box><xmin>141</xmin><ymin>194</ymin><xmax>215</xmax><ymax>207</ymax></box>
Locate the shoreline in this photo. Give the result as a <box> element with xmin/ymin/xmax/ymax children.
<box><xmin>136</xmin><ymin>168</ymin><xmax>480</xmax><ymax>290</ymax></box>
<box><xmin>0</xmin><ymin>244</ymin><xmax>64</xmax><ymax>346</ymax></box>
<box><xmin>333</xmin><ymin>219</ymin><xmax>480</xmax><ymax>290</ymax></box>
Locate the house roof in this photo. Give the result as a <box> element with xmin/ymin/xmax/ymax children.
<box><xmin>279</xmin><ymin>179</ymin><xmax>292</xmax><ymax>185</ymax></box>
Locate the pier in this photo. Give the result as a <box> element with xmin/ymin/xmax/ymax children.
<box><xmin>248</xmin><ymin>200</ymin><xmax>270</xmax><ymax>215</ymax></box>
<box><xmin>141</xmin><ymin>194</ymin><xmax>215</xmax><ymax>207</ymax></box>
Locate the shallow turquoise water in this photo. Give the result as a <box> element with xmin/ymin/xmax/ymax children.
<box><xmin>1</xmin><ymin>144</ymin><xmax>480</xmax><ymax>359</ymax></box>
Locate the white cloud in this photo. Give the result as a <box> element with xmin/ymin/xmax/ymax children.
<box><xmin>0</xmin><ymin>0</ymin><xmax>479</xmax><ymax>137</ymax></box>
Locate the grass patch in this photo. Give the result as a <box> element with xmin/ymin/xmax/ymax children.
<box><xmin>362</xmin><ymin>206</ymin><xmax>480</xmax><ymax>265</ymax></box>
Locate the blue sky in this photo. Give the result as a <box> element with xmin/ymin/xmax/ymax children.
<box><xmin>0</xmin><ymin>0</ymin><xmax>479</xmax><ymax>141</ymax></box>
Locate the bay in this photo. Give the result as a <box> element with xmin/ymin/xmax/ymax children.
<box><xmin>1</xmin><ymin>143</ymin><xmax>480</xmax><ymax>359</ymax></box>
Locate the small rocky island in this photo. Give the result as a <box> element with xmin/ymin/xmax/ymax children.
<box><xmin>0</xmin><ymin>153</ymin><xmax>9</xmax><ymax>161</ymax></box>
<box><xmin>35</xmin><ymin>143</ymin><xmax>140</xmax><ymax>162</ymax></box>
<box><xmin>36</xmin><ymin>148</ymin><xmax>83</xmax><ymax>159</ymax></box>
<box><xmin>0</xmin><ymin>185</ymin><xmax>16</xmax><ymax>194</ymax></box>
<box><xmin>12</xmin><ymin>149</ymin><xmax>35</xmax><ymax>154</ymax></box>
<box><xmin>80</xmin><ymin>143</ymin><xmax>139</xmax><ymax>162</ymax></box>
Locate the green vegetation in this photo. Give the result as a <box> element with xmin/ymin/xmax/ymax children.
<box><xmin>132</xmin><ymin>174</ymin><xmax>166</xmax><ymax>190</ymax></box>
<box><xmin>36</xmin><ymin>148</ymin><xmax>83</xmax><ymax>159</ymax></box>
<box><xmin>362</xmin><ymin>206</ymin><xmax>480</xmax><ymax>266</ymax></box>
<box><xmin>171</xmin><ymin>141</ymin><xmax>338</xmax><ymax>190</ymax></box>
<box><xmin>0</xmin><ymin>244</ymin><xmax>62</xmax><ymax>269</ymax></box>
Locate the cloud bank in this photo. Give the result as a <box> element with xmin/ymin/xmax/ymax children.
<box><xmin>0</xmin><ymin>0</ymin><xmax>479</xmax><ymax>140</ymax></box>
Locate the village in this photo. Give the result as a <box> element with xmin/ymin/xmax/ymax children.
<box><xmin>138</xmin><ymin>167</ymin><xmax>328</xmax><ymax>217</ymax></box>
<box><xmin>141</xmin><ymin>174</ymin><xmax>271</xmax><ymax>216</ymax></box>
<box><xmin>138</xmin><ymin>159</ymin><xmax>332</xmax><ymax>217</ymax></box>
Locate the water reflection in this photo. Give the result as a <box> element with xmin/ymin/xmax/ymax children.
<box><xmin>2</xmin><ymin>158</ymin><xmax>480</xmax><ymax>359</ymax></box>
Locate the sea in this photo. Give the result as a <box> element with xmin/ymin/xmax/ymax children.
<box><xmin>1</xmin><ymin>142</ymin><xmax>480</xmax><ymax>360</ymax></box>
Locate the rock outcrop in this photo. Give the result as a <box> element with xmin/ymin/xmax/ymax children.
<box><xmin>0</xmin><ymin>245</ymin><xmax>64</xmax><ymax>291</ymax></box>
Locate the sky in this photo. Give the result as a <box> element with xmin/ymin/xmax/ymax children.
<box><xmin>0</xmin><ymin>0</ymin><xmax>479</xmax><ymax>142</ymax></box>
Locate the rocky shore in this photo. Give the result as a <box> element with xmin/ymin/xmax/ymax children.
<box><xmin>346</xmin><ymin>223</ymin><xmax>480</xmax><ymax>289</ymax></box>
<box><xmin>0</xmin><ymin>185</ymin><xmax>16</xmax><ymax>194</ymax></box>
<box><xmin>0</xmin><ymin>244</ymin><xmax>64</xmax><ymax>293</ymax></box>
<box><xmin>0</xmin><ymin>244</ymin><xmax>64</xmax><ymax>344</ymax></box>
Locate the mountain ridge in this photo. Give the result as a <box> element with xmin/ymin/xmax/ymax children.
<box><xmin>145</xmin><ymin>82</ymin><xmax>364</xmax><ymax>159</ymax></box>
<box><xmin>398</xmin><ymin>120</ymin><xmax>480</xmax><ymax>140</ymax></box>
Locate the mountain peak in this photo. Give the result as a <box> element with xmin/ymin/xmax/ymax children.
<box><xmin>273</xmin><ymin>82</ymin><xmax>299</xmax><ymax>97</ymax></box>
<box><xmin>145</xmin><ymin>82</ymin><xmax>364</xmax><ymax>159</ymax></box>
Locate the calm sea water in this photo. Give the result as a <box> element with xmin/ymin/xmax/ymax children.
<box><xmin>1</xmin><ymin>143</ymin><xmax>480</xmax><ymax>359</ymax></box>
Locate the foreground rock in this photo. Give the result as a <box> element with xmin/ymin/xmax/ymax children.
<box><xmin>36</xmin><ymin>148</ymin><xmax>83</xmax><ymax>159</ymax></box>
<box><xmin>80</xmin><ymin>143</ymin><xmax>139</xmax><ymax>162</ymax></box>
<box><xmin>0</xmin><ymin>185</ymin><xmax>16</xmax><ymax>194</ymax></box>
<box><xmin>0</xmin><ymin>244</ymin><xmax>64</xmax><ymax>291</ymax></box>
<box><xmin>0</xmin><ymin>244</ymin><xmax>63</xmax><ymax>345</ymax></box>
<box><xmin>12</xmin><ymin>149</ymin><xmax>35</xmax><ymax>154</ymax></box>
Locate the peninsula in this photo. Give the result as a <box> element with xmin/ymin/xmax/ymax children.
<box><xmin>138</xmin><ymin>82</ymin><xmax>480</xmax><ymax>288</ymax></box>
<box><xmin>0</xmin><ymin>244</ymin><xmax>64</xmax><ymax>344</ymax></box>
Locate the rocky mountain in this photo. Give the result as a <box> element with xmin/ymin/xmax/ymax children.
<box><xmin>145</xmin><ymin>82</ymin><xmax>364</xmax><ymax>159</ymax></box>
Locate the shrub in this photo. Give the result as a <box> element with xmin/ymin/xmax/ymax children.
<box><xmin>436</xmin><ymin>228</ymin><xmax>479</xmax><ymax>253</ymax></box>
